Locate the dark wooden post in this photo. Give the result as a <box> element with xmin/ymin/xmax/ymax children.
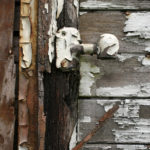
<box><xmin>38</xmin><ymin>0</ymin><xmax>80</xmax><ymax>149</ymax></box>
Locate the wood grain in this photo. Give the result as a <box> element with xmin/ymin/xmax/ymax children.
<box><xmin>79</xmin><ymin>11</ymin><xmax>150</xmax><ymax>54</ymax></box>
<box><xmin>78</xmin><ymin>99</ymin><xmax>150</xmax><ymax>144</ymax></box>
<box><xmin>79</xmin><ymin>55</ymin><xmax>150</xmax><ymax>97</ymax></box>
<box><xmin>80</xmin><ymin>0</ymin><xmax>150</xmax><ymax>10</ymax></box>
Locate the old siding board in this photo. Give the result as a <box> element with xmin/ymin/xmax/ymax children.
<box><xmin>78</xmin><ymin>99</ymin><xmax>150</xmax><ymax>144</ymax></box>
<box><xmin>80</xmin><ymin>0</ymin><xmax>150</xmax><ymax>10</ymax></box>
<box><xmin>80</xmin><ymin>144</ymin><xmax>150</xmax><ymax>150</ymax></box>
<box><xmin>79</xmin><ymin>55</ymin><xmax>150</xmax><ymax>97</ymax></box>
<box><xmin>79</xmin><ymin>11</ymin><xmax>150</xmax><ymax>54</ymax></box>
<box><xmin>0</xmin><ymin>0</ymin><xmax>16</xmax><ymax>150</ymax></box>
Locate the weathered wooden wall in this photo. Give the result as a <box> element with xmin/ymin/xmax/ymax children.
<box><xmin>78</xmin><ymin>0</ymin><xmax>150</xmax><ymax>149</ymax></box>
<box><xmin>0</xmin><ymin>1</ymin><xmax>16</xmax><ymax>150</ymax></box>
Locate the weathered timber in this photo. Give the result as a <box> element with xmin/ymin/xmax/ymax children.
<box><xmin>0</xmin><ymin>0</ymin><xmax>16</xmax><ymax>150</ymax></box>
<box><xmin>79</xmin><ymin>55</ymin><xmax>150</xmax><ymax>97</ymax></box>
<box><xmin>38</xmin><ymin>0</ymin><xmax>80</xmax><ymax>149</ymax></box>
<box><xmin>79</xmin><ymin>11</ymin><xmax>150</xmax><ymax>54</ymax></box>
<box><xmin>78</xmin><ymin>99</ymin><xmax>150</xmax><ymax>144</ymax></box>
<box><xmin>80</xmin><ymin>0</ymin><xmax>150</xmax><ymax>11</ymax></box>
<box><xmin>80</xmin><ymin>144</ymin><xmax>150</xmax><ymax>150</ymax></box>
<box><xmin>18</xmin><ymin>0</ymin><xmax>38</xmax><ymax>149</ymax></box>
<box><xmin>73</xmin><ymin>104</ymin><xmax>119</xmax><ymax>150</ymax></box>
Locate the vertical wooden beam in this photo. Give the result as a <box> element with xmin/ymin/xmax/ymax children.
<box><xmin>38</xmin><ymin>0</ymin><xmax>80</xmax><ymax>149</ymax></box>
<box><xmin>18</xmin><ymin>0</ymin><xmax>38</xmax><ymax>149</ymax></box>
<box><xmin>0</xmin><ymin>0</ymin><xmax>16</xmax><ymax>150</ymax></box>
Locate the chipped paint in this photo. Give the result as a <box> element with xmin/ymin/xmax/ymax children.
<box><xmin>98</xmin><ymin>34</ymin><xmax>119</xmax><ymax>56</ymax></box>
<box><xmin>79</xmin><ymin>62</ymin><xmax>100</xmax><ymax>96</ymax></box>
<box><xmin>20</xmin><ymin>18</ymin><xmax>31</xmax><ymax>43</ymax></box>
<box><xmin>48</xmin><ymin>0</ymin><xmax>58</xmax><ymax>63</ymax></box>
<box><xmin>21</xmin><ymin>44</ymin><xmax>32</xmax><ymax>68</ymax></box>
<box><xmin>80</xmin><ymin>116</ymin><xmax>91</xmax><ymax>123</ymax></box>
<box><xmin>44</xmin><ymin>3</ymin><xmax>49</xmax><ymax>13</ymax></box>
<box><xmin>56</xmin><ymin>27</ymin><xmax>81</xmax><ymax>68</ymax></box>
<box><xmin>69</xmin><ymin>124</ymin><xmax>77</xmax><ymax>150</ymax></box>
<box><xmin>57</xmin><ymin>0</ymin><xmax>64</xmax><ymax>18</ymax></box>
<box><xmin>142</xmin><ymin>57</ymin><xmax>150</xmax><ymax>66</ymax></box>
<box><xmin>79</xmin><ymin>11</ymin><xmax>87</xmax><ymax>16</ymax></box>
<box><xmin>80</xmin><ymin>0</ymin><xmax>136</xmax><ymax>10</ymax></box>
<box><xmin>74</xmin><ymin>0</ymin><xmax>79</xmax><ymax>17</ymax></box>
<box><xmin>96</xmin><ymin>83</ymin><xmax>150</xmax><ymax>97</ymax></box>
<box><xmin>78</xmin><ymin>99</ymin><xmax>150</xmax><ymax>144</ymax></box>
<box><xmin>19</xmin><ymin>0</ymin><xmax>38</xmax><ymax>149</ymax></box>
<box><xmin>116</xmin><ymin>145</ymin><xmax>148</xmax><ymax>150</ymax></box>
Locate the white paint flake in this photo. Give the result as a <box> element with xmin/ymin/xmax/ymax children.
<box><xmin>142</xmin><ymin>57</ymin><xmax>150</xmax><ymax>66</ymax></box>
<box><xmin>117</xmin><ymin>144</ymin><xmax>148</xmax><ymax>150</ymax></box>
<box><xmin>117</xmin><ymin>54</ymin><xmax>135</xmax><ymax>62</ymax></box>
<box><xmin>69</xmin><ymin>124</ymin><xmax>77</xmax><ymax>150</ymax></box>
<box><xmin>96</xmin><ymin>83</ymin><xmax>150</xmax><ymax>97</ymax></box>
<box><xmin>124</xmin><ymin>12</ymin><xmax>150</xmax><ymax>39</ymax></box>
<box><xmin>80</xmin><ymin>0</ymin><xmax>136</xmax><ymax>10</ymax></box>
<box><xmin>56</xmin><ymin>27</ymin><xmax>81</xmax><ymax>68</ymax></box>
<box><xmin>20</xmin><ymin>18</ymin><xmax>31</xmax><ymax>43</ymax></box>
<box><xmin>79</xmin><ymin>62</ymin><xmax>100</xmax><ymax>96</ymax></box>
<box><xmin>44</xmin><ymin>3</ymin><xmax>49</xmax><ymax>13</ymax></box>
<box><xmin>21</xmin><ymin>43</ymin><xmax>32</xmax><ymax>68</ymax></box>
<box><xmin>57</xmin><ymin>0</ymin><xmax>64</xmax><ymax>18</ymax></box>
<box><xmin>48</xmin><ymin>0</ymin><xmax>58</xmax><ymax>63</ymax></box>
<box><xmin>80</xmin><ymin>116</ymin><xmax>91</xmax><ymax>123</ymax></box>
<box><xmin>74</xmin><ymin>0</ymin><xmax>79</xmax><ymax>17</ymax></box>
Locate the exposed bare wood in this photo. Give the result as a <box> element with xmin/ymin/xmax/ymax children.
<box><xmin>79</xmin><ymin>55</ymin><xmax>150</xmax><ymax>97</ymax></box>
<box><xmin>18</xmin><ymin>0</ymin><xmax>38</xmax><ymax>149</ymax></box>
<box><xmin>0</xmin><ymin>0</ymin><xmax>16</xmax><ymax>149</ymax></box>
<box><xmin>80</xmin><ymin>144</ymin><xmax>150</xmax><ymax>150</ymax></box>
<box><xmin>80</xmin><ymin>0</ymin><xmax>150</xmax><ymax>11</ymax></box>
<box><xmin>79</xmin><ymin>11</ymin><xmax>150</xmax><ymax>54</ymax></box>
<box><xmin>78</xmin><ymin>99</ymin><xmax>150</xmax><ymax>144</ymax></box>
<box><xmin>73</xmin><ymin>104</ymin><xmax>119</xmax><ymax>150</ymax></box>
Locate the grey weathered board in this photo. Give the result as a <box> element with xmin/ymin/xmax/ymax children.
<box><xmin>81</xmin><ymin>144</ymin><xmax>150</xmax><ymax>150</ymax></box>
<box><xmin>79</xmin><ymin>55</ymin><xmax>150</xmax><ymax>97</ymax></box>
<box><xmin>79</xmin><ymin>11</ymin><xmax>150</xmax><ymax>54</ymax></box>
<box><xmin>78</xmin><ymin>99</ymin><xmax>150</xmax><ymax>144</ymax></box>
<box><xmin>80</xmin><ymin>0</ymin><xmax>150</xmax><ymax>10</ymax></box>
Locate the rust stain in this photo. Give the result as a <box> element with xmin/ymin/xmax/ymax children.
<box><xmin>72</xmin><ymin>104</ymin><xmax>119</xmax><ymax>150</ymax></box>
<box><xmin>19</xmin><ymin>0</ymin><xmax>38</xmax><ymax>149</ymax></box>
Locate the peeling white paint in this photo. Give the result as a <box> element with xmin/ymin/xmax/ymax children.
<box><xmin>69</xmin><ymin>124</ymin><xmax>77</xmax><ymax>150</ymax></box>
<box><xmin>20</xmin><ymin>18</ymin><xmax>31</xmax><ymax>43</ymax></box>
<box><xmin>96</xmin><ymin>83</ymin><xmax>150</xmax><ymax>97</ymax></box>
<box><xmin>117</xmin><ymin>145</ymin><xmax>148</xmax><ymax>150</ymax></box>
<box><xmin>56</xmin><ymin>27</ymin><xmax>81</xmax><ymax>68</ymax></box>
<box><xmin>80</xmin><ymin>116</ymin><xmax>91</xmax><ymax>123</ymax></box>
<box><xmin>117</xmin><ymin>54</ymin><xmax>135</xmax><ymax>62</ymax></box>
<box><xmin>56</xmin><ymin>0</ymin><xmax>64</xmax><ymax>18</ymax></box>
<box><xmin>79</xmin><ymin>62</ymin><xmax>100</xmax><ymax>96</ymax></box>
<box><xmin>80</xmin><ymin>0</ymin><xmax>136</xmax><ymax>10</ymax></box>
<box><xmin>74</xmin><ymin>0</ymin><xmax>79</xmax><ymax>17</ymax></box>
<box><xmin>21</xmin><ymin>43</ymin><xmax>32</xmax><ymax>68</ymax></box>
<box><xmin>48</xmin><ymin>0</ymin><xmax>58</xmax><ymax>63</ymax></box>
<box><xmin>142</xmin><ymin>57</ymin><xmax>150</xmax><ymax>66</ymax></box>
<box><xmin>124</xmin><ymin>12</ymin><xmax>150</xmax><ymax>39</ymax></box>
<box><xmin>44</xmin><ymin>3</ymin><xmax>49</xmax><ymax>13</ymax></box>
<box><xmin>19</xmin><ymin>146</ymin><xmax>28</xmax><ymax>150</ymax></box>
<box><xmin>79</xmin><ymin>11</ymin><xmax>87</xmax><ymax>16</ymax></box>
<box><xmin>98</xmin><ymin>34</ymin><xmax>119</xmax><ymax>56</ymax></box>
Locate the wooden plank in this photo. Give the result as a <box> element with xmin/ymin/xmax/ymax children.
<box><xmin>0</xmin><ymin>0</ymin><xmax>16</xmax><ymax>150</ymax></box>
<box><xmin>18</xmin><ymin>0</ymin><xmax>38</xmax><ymax>149</ymax></box>
<box><xmin>79</xmin><ymin>11</ymin><xmax>150</xmax><ymax>54</ymax></box>
<box><xmin>79</xmin><ymin>55</ymin><xmax>150</xmax><ymax>97</ymax></box>
<box><xmin>80</xmin><ymin>0</ymin><xmax>150</xmax><ymax>10</ymax></box>
<box><xmin>39</xmin><ymin>0</ymin><xmax>80</xmax><ymax>149</ymax></box>
<box><xmin>81</xmin><ymin>144</ymin><xmax>150</xmax><ymax>150</ymax></box>
<box><xmin>78</xmin><ymin>99</ymin><xmax>150</xmax><ymax>144</ymax></box>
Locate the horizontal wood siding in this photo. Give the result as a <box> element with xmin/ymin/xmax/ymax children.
<box><xmin>80</xmin><ymin>0</ymin><xmax>150</xmax><ymax>10</ymax></box>
<box><xmin>79</xmin><ymin>11</ymin><xmax>150</xmax><ymax>54</ymax></box>
<box><xmin>78</xmin><ymin>99</ymin><xmax>150</xmax><ymax>144</ymax></box>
